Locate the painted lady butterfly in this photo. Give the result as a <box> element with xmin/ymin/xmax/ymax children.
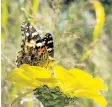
<box><xmin>16</xmin><ymin>21</ymin><xmax>54</xmax><ymax>67</ymax></box>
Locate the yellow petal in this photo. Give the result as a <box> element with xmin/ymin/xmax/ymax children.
<box><xmin>68</xmin><ymin>68</ymin><xmax>108</xmax><ymax>90</ymax></box>
<box><xmin>6</xmin><ymin>68</ymin><xmax>40</xmax><ymax>88</ymax></box>
<box><xmin>6</xmin><ymin>64</ymin><xmax>58</xmax><ymax>88</ymax></box>
<box><xmin>69</xmin><ymin>68</ymin><xmax>92</xmax><ymax>81</ymax></box>
<box><xmin>20</xmin><ymin>64</ymin><xmax>52</xmax><ymax>79</ymax></box>
<box><xmin>53</xmin><ymin>65</ymin><xmax>74</xmax><ymax>84</ymax></box>
<box><xmin>83</xmin><ymin>78</ymin><xmax>108</xmax><ymax>91</ymax></box>
<box><xmin>20</xmin><ymin>64</ymin><xmax>58</xmax><ymax>87</ymax></box>
<box><xmin>73</xmin><ymin>89</ymin><xmax>100</xmax><ymax>97</ymax></box>
<box><xmin>91</xmin><ymin>96</ymin><xmax>107</xmax><ymax>107</ymax></box>
<box><xmin>73</xmin><ymin>89</ymin><xmax>107</xmax><ymax>107</ymax></box>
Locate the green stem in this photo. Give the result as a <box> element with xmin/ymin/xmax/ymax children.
<box><xmin>11</xmin><ymin>89</ymin><xmax>34</xmax><ymax>107</ymax></box>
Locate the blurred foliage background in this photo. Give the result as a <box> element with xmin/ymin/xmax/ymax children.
<box><xmin>1</xmin><ymin>0</ymin><xmax>112</xmax><ymax>107</ymax></box>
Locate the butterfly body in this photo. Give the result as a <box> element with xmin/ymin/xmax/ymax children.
<box><xmin>16</xmin><ymin>21</ymin><xmax>54</xmax><ymax>67</ymax></box>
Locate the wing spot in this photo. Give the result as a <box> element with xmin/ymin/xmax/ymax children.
<box><xmin>47</xmin><ymin>48</ymin><xmax>52</xmax><ymax>51</ymax></box>
<box><xmin>26</xmin><ymin>33</ymin><xmax>29</xmax><ymax>36</ymax></box>
<box><xmin>29</xmin><ymin>25</ymin><xmax>32</xmax><ymax>28</ymax></box>
<box><xmin>36</xmin><ymin>43</ymin><xmax>44</xmax><ymax>47</ymax></box>
<box><xmin>32</xmin><ymin>32</ymin><xmax>38</xmax><ymax>37</ymax></box>
<box><xmin>48</xmin><ymin>40</ymin><xmax>53</xmax><ymax>44</ymax></box>
<box><xmin>42</xmin><ymin>41</ymin><xmax>46</xmax><ymax>44</ymax></box>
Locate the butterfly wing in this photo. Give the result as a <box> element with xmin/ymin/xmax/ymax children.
<box><xmin>42</xmin><ymin>33</ymin><xmax>54</xmax><ymax>58</ymax></box>
<box><xmin>16</xmin><ymin>22</ymin><xmax>54</xmax><ymax>67</ymax></box>
<box><xmin>21</xmin><ymin>21</ymin><xmax>41</xmax><ymax>51</ymax></box>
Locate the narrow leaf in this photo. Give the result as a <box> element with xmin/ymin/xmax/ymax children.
<box><xmin>11</xmin><ymin>89</ymin><xmax>34</xmax><ymax>107</ymax></box>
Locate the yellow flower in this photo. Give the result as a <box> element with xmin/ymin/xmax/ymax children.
<box><xmin>6</xmin><ymin>64</ymin><xmax>108</xmax><ymax>107</ymax></box>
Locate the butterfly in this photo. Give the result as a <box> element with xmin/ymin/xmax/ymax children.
<box><xmin>16</xmin><ymin>21</ymin><xmax>54</xmax><ymax>67</ymax></box>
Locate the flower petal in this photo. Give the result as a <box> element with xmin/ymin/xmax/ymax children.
<box><xmin>90</xmin><ymin>96</ymin><xmax>107</xmax><ymax>107</ymax></box>
<box><xmin>6</xmin><ymin>64</ymin><xmax>58</xmax><ymax>88</ymax></box>
<box><xmin>6</xmin><ymin>68</ymin><xmax>40</xmax><ymax>88</ymax></box>
<box><xmin>20</xmin><ymin>64</ymin><xmax>52</xmax><ymax>79</ymax></box>
<box><xmin>69</xmin><ymin>68</ymin><xmax>92</xmax><ymax>81</ymax></box>
<box><xmin>53</xmin><ymin>65</ymin><xmax>74</xmax><ymax>84</ymax></box>
<box><xmin>73</xmin><ymin>89</ymin><xmax>107</xmax><ymax>107</ymax></box>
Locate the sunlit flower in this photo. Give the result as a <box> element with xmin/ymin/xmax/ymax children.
<box><xmin>6</xmin><ymin>64</ymin><xmax>108</xmax><ymax>107</ymax></box>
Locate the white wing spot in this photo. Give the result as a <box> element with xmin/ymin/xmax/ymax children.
<box><xmin>47</xmin><ymin>48</ymin><xmax>52</xmax><ymax>51</ymax></box>
<box><xmin>48</xmin><ymin>40</ymin><xmax>53</xmax><ymax>44</ymax></box>
<box><xmin>42</xmin><ymin>41</ymin><xmax>46</xmax><ymax>44</ymax></box>
<box><xmin>29</xmin><ymin>25</ymin><xmax>32</xmax><ymax>29</ymax></box>
<box><xmin>49</xmin><ymin>35</ymin><xmax>52</xmax><ymax>37</ymax></box>
<box><xmin>32</xmin><ymin>32</ymin><xmax>38</xmax><ymax>37</ymax></box>
<box><xmin>36</xmin><ymin>43</ymin><xmax>44</xmax><ymax>47</ymax></box>
<box><xmin>26</xmin><ymin>33</ymin><xmax>29</xmax><ymax>36</ymax></box>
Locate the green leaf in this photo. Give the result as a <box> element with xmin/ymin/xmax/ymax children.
<box><xmin>11</xmin><ymin>89</ymin><xmax>33</xmax><ymax>107</ymax></box>
<box><xmin>32</xmin><ymin>0</ymin><xmax>39</xmax><ymax>12</ymax></box>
